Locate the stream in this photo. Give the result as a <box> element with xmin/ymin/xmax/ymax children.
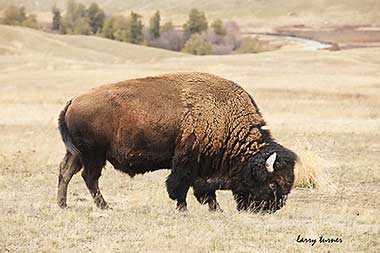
<box><xmin>247</xmin><ymin>33</ymin><xmax>332</xmax><ymax>50</ymax></box>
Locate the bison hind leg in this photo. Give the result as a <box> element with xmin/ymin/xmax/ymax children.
<box><xmin>193</xmin><ymin>178</ymin><xmax>222</xmax><ymax>212</ymax></box>
<box><xmin>57</xmin><ymin>152</ymin><xmax>83</xmax><ymax>209</ymax></box>
<box><xmin>81</xmin><ymin>151</ymin><xmax>109</xmax><ymax>209</ymax></box>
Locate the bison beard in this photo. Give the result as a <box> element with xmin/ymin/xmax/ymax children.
<box><xmin>57</xmin><ymin>72</ymin><xmax>297</xmax><ymax>213</ymax></box>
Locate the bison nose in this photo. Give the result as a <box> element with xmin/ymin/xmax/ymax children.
<box><xmin>279</xmin><ymin>195</ymin><xmax>288</xmax><ymax>208</ymax></box>
<box><xmin>270</xmin><ymin>195</ymin><xmax>287</xmax><ymax>212</ymax></box>
<box><xmin>251</xmin><ymin>197</ymin><xmax>287</xmax><ymax>214</ymax></box>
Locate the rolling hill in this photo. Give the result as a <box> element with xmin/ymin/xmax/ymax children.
<box><xmin>1</xmin><ymin>0</ymin><xmax>380</xmax><ymax>28</ymax></box>
<box><xmin>0</xmin><ymin>25</ymin><xmax>185</xmax><ymax>65</ymax></box>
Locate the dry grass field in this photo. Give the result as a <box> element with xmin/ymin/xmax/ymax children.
<box><xmin>0</xmin><ymin>25</ymin><xmax>379</xmax><ymax>252</ymax></box>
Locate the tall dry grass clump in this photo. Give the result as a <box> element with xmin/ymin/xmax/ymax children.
<box><xmin>293</xmin><ymin>142</ymin><xmax>336</xmax><ymax>192</ymax></box>
<box><xmin>294</xmin><ymin>148</ymin><xmax>321</xmax><ymax>189</ymax></box>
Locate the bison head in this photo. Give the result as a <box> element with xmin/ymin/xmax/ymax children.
<box><xmin>235</xmin><ymin>142</ymin><xmax>297</xmax><ymax>213</ymax></box>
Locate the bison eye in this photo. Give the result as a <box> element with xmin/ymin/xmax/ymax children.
<box><xmin>269</xmin><ymin>183</ymin><xmax>276</xmax><ymax>191</ymax></box>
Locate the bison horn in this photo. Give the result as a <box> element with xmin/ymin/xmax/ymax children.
<box><xmin>265</xmin><ymin>152</ymin><xmax>277</xmax><ymax>172</ymax></box>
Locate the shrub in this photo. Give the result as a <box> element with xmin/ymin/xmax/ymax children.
<box><xmin>102</xmin><ymin>16</ymin><xmax>129</xmax><ymax>41</ymax></box>
<box><xmin>224</xmin><ymin>21</ymin><xmax>241</xmax><ymax>50</ymax></box>
<box><xmin>3</xmin><ymin>6</ymin><xmax>26</xmax><ymax>25</ymax></box>
<box><xmin>73</xmin><ymin>17</ymin><xmax>91</xmax><ymax>35</ymax></box>
<box><xmin>183</xmin><ymin>8</ymin><xmax>208</xmax><ymax>40</ymax></box>
<box><xmin>204</xmin><ymin>31</ymin><xmax>233</xmax><ymax>54</ymax></box>
<box><xmin>236</xmin><ymin>37</ymin><xmax>262</xmax><ymax>53</ymax></box>
<box><xmin>161</xmin><ymin>21</ymin><xmax>174</xmax><ymax>32</ymax></box>
<box><xmin>182</xmin><ymin>33</ymin><xmax>212</xmax><ymax>55</ymax></box>
<box><xmin>102</xmin><ymin>13</ymin><xmax>144</xmax><ymax>44</ymax></box>
<box><xmin>211</xmin><ymin>19</ymin><xmax>226</xmax><ymax>36</ymax></box>
<box><xmin>2</xmin><ymin>5</ymin><xmax>38</xmax><ymax>28</ymax></box>
<box><xmin>59</xmin><ymin>0</ymin><xmax>105</xmax><ymax>35</ymax></box>
<box><xmin>202</xmin><ymin>21</ymin><xmax>242</xmax><ymax>55</ymax></box>
<box><xmin>148</xmin><ymin>30</ymin><xmax>185</xmax><ymax>51</ymax></box>
<box><xmin>60</xmin><ymin>0</ymin><xmax>88</xmax><ymax>34</ymax></box>
<box><xmin>211</xmin><ymin>44</ymin><xmax>234</xmax><ymax>55</ymax></box>
<box><xmin>329</xmin><ymin>42</ymin><xmax>340</xmax><ymax>51</ymax></box>
<box><xmin>22</xmin><ymin>14</ymin><xmax>38</xmax><ymax>29</ymax></box>
<box><xmin>206</xmin><ymin>30</ymin><xmax>224</xmax><ymax>45</ymax></box>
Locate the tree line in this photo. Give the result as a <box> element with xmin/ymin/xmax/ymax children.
<box><xmin>1</xmin><ymin>1</ymin><xmax>272</xmax><ymax>55</ymax></box>
<box><xmin>1</xmin><ymin>5</ymin><xmax>38</xmax><ymax>28</ymax></box>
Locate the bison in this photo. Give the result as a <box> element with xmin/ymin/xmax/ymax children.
<box><xmin>57</xmin><ymin>72</ymin><xmax>297</xmax><ymax>213</ymax></box>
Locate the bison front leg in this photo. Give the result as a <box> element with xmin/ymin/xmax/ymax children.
<box><xmin>166</xmin><ymin>169</ymin><xmax>192</xmax><ymax>211</ymax></box>
<box><xmin>57</xmin><ymin>152</ymin><xmax>82</xmax><ymax>208</ymax></box>
<box><xmin>193</xmin><ymin>178</ymin><xmax>222</xmax><ymax>212</ymax></box>
<box><xmin>233</xmin><ymin>192</ymin><xmax>251</xmax><ymax>212</ymax></box>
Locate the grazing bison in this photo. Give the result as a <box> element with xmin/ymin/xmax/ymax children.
<box><xmin>57</xmin><ymin>72</ymin><xmax>297</xmax><ymax>213</ymax></box>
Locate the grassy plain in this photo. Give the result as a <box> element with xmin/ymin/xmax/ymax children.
<box><xmin>0</xmin><ymin>25</ymin><xmax>379</xmax><ymax>252</ymax></box>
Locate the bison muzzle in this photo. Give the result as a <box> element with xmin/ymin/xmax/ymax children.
<box><xmin>57</xmin><ymin>72</ymin><xmax>297</xmax><ymax>213</ymax></box>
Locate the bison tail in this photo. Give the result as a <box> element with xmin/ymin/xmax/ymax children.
<box><xmin>58</xmin><ymin>100</ymin><xmax>81</xmax><ymax>156</ymax></box>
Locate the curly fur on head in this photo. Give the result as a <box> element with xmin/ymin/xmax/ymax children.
<box><xmin>234</xmin><ymin>141</ymin><xmax>297</xmax><ymax>212</ymax></box>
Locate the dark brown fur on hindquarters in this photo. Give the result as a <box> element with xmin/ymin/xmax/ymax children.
<box><xmin>57</xmin><ymin>72</ymin><xmax>297</xmax><ymax>212</ymax></box>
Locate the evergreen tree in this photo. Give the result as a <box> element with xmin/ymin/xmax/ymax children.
<box><xmin>61</xmin><ymin>0</ymin><xmax>89</xmax><ymax>34</ymax></box>
<box><xmin>211</xmin><ymin>19</ymin><xmax>226</xmax><ymax>36</ymax></box>
<box><xmin>88</xmin><ymin>3</ymin><xmax>105</xmax><ymax>34</ymax></box>
<box><xmin>102</xmin><ymin>17</ymin><xmax>115</xmax><ymax>39</ymax></box>
<box><xmin>149</xmin><ymin>10</ymin><xmax>160</xmax><ymax>39</ymax></box>
<box><xmin>52</xmin><ymin>6</ymin><xmax>61</xmax><ymax>31</ymax></box>
<box><xmin>129</xmin><ymin>12</ymin><xmax>144</xmax><ymax>44</ymax></box>
<box><xmin>183</xmin><ymin>8</ymin><xmax>208</xmax><ymax>39</ymax></box>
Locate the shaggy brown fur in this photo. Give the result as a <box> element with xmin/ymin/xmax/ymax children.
<box><xmin>57</xmin><ymin>72</ymin><xmax>297</xmax><ymax>212</ymax></box>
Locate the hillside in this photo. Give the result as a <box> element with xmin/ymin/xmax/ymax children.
<box><xmin>0</xmin><ymin>25</ymin><xmax>185</xmax><ymax>66</ymax></box>
<box><xmin>1</xmin><ymin>0</ymin><xmax>380</xmax><ymax>28</ymax></box>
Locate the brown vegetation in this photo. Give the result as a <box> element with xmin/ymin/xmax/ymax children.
<box><xmin>1</xmin><ymin>5</ymin><xmax>37</xmax><ymax>28</ymax></box>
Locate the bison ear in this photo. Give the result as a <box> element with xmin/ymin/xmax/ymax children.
<box><xmin>265</xmin><ymin>152</ymin><xmax>277</xmax><ymax>172</ymax></box>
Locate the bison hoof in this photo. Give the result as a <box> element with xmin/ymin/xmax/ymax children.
<box><xmin>96</xmin><ymin>201</ymin><xmax>111</xmax><ymax>210</ymax></box>
<box><xmin>58</xmin><ymin>201</ymin><xmax>68</xmax><ymax>209</ymax></box>
<box><xmin>176</xmin><ymin>203</ymin><xmax>188</xmax><ymax>212</ymax></box>
<box><xmin>208</xmin><ymin>201</ymin><xmax>223</xmax><ymax>212</ymax></box>
<box><xmin>100</xmin><ymin>204</ymin><xmax>112</xmax><ymax>210</ymax></box>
